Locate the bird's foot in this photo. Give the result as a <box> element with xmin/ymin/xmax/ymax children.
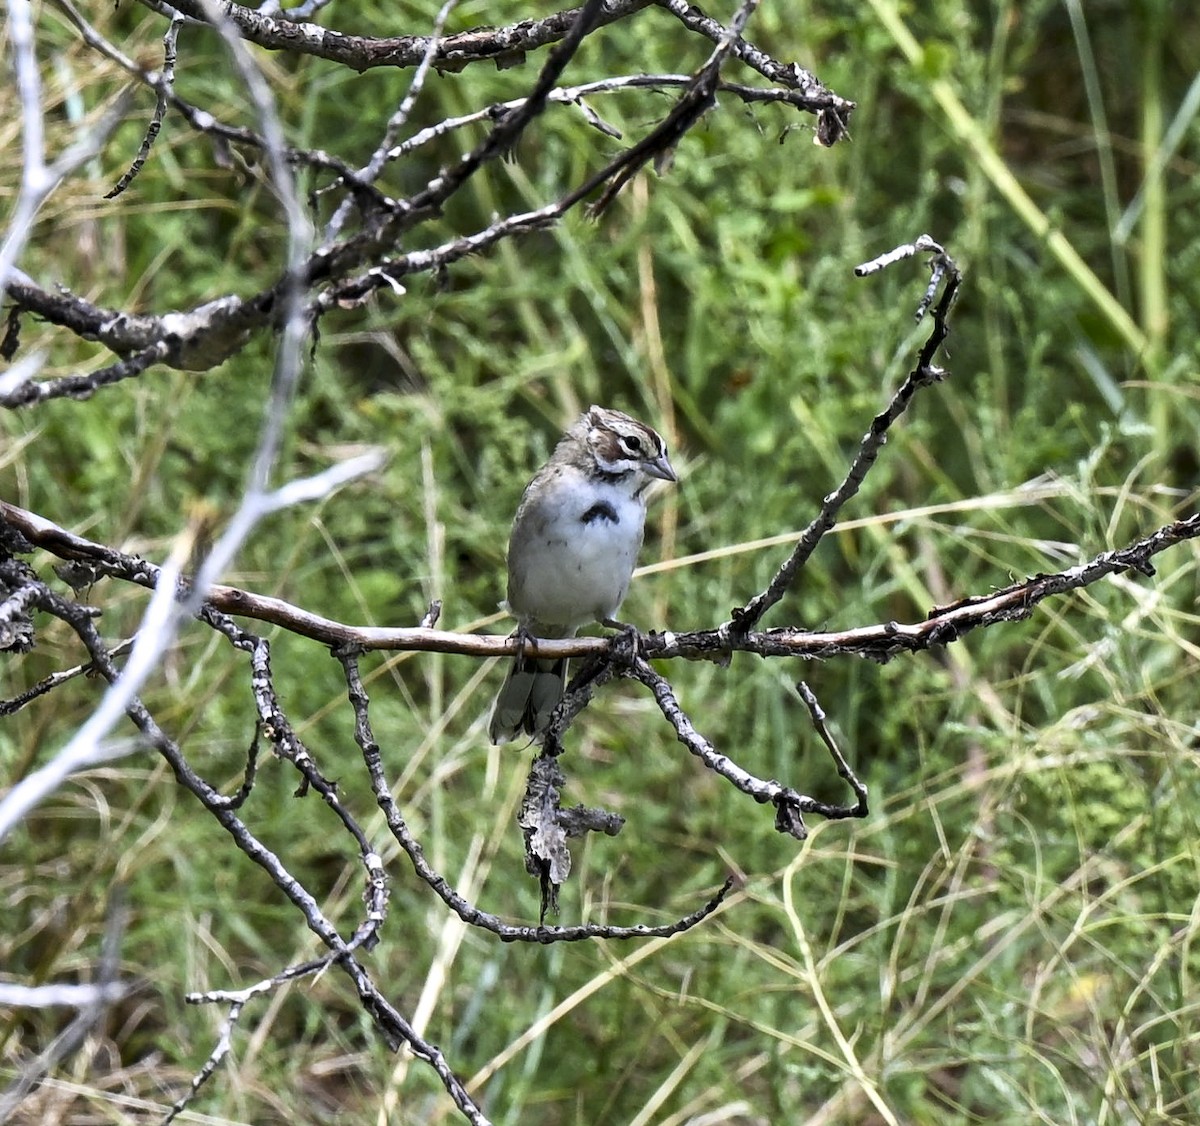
<box><xmin>512</xmin><ymin>623</ymin><xmax>538</xmax><ymax>662</ymax></box>
<box><xmin>602</xmin><ymin>617</ymin><xmax>643</xmax><ymax>665</ymax></box>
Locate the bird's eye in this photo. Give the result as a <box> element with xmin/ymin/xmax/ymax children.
<box><xmin>619</xmin><ymin>434</ymin><xmax>644</xmax><ymax>455</ymax></box>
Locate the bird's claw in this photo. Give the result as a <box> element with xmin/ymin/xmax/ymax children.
<box><xmin>602</xmin><ymin>618</ymin><xmax>643</xmax><ymax>665</ymax></box>
<box><xmin>512</xmin><ymin>623</ymin><xmax>537</xmax><ymax>661</ymax></box>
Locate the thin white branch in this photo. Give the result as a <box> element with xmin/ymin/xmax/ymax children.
<box><xmin>0</xmin><ymin>349</ymin><xmax>47</xmax><ymax>397</ymax></box>
<box><xmin>0</xmin><ymin>982</ymin><xmax>131</xmax><ymax>1007</ymax></box>
<box><xmin>0</xmin><ymin>545</ymin><xmax>184</xmax><ymax>841</ymax></box>
<box><xmin>0</xmin><ymin>0</ymin><xmax>130</xmax><ymax>287</ymax></box>
<box><xmin>263</xmin><ymin>449</ymin><xmax>388</xmax><ymax>512</ymax></box>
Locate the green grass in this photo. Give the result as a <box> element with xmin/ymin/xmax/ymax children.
<box><xmin>3</xmin><ymin>1</ymin><xmax>1200</xmax><ymax>1122</ymax></box>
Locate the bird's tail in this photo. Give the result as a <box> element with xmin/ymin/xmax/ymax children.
<box><xmin>488</xmin><ymin>653</ymin><xmax>568</xmax><ymax>745</ymax></box>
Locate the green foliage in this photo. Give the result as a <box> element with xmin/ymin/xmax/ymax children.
<box><xmin>3</xmin><ymin>1</ymin><xmax>1200</xmax><ymax>1123</ymax></box>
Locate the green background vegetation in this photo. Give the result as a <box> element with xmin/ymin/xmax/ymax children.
<box><xmin>3</xmin><ymin>0</ymin><xmax>1199</xmax><ymax>1122</ymax></box>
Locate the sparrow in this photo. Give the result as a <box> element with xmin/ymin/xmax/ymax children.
<box><xmin>488</xmin><ymin>405</ymin><xmax>677</xmax><ymax>744</ymax></box>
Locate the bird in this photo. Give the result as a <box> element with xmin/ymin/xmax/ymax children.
<box><xmin>488</xmin><ymin>405</ymin><xmax>677</xmax><ymax>745</ymax></box>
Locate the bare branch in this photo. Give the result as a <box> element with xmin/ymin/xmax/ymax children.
<box><xmin>628</xmin><ymin>657</ymin><xmax>866</xmax><ymax>840</ymax></box>
<box><xmin>151</xmin><ymin>0</ymin><xmax>654</xmax><ymax>72</ymax></box>
<box><xmin>727</xmin><ymin>238</ymin><xmax>961</xmax><ymax>635</ymax></box>
<box><xmin>0</xmin><ymin>340</ymin><xmax>172</xmax><ymax>407</ymax></box>
<box><xmin>4</xmin><ymin>574</ymin><xmax>492</xmax><ymax>1121</ymax></box>
<box><xmin>3</xmin><ymin>0</ymin><xmax>614</xmax><ymax>395</ymax></box>
<box><xmin>0</xmin><ymin>639</ymin><xmax>134</xmax><ymax>717</ymax></box>
<box><xmin>4</xmin><ymin>0</ymin><xmax>851</xmax><ymax>396</ymax></box>
<box><xmin>165</xmin><ymin>996</ymin><xmax>249</xmax><ymax>1123</ymax></box>
<box><xmin>381</xmin><ymin>73</ymin><xmax>832</xmax><ymax>163</ymax></box>
<box><xmin>588</xmin><ymin>0</ymin><xmax>761</xmax><ymax>215</ymax></box>
<box><xmin>51</xmin><ymin>0</ymin><xmax>376</xmax><ymax>187</ymax></box>
<box><xmin>795</xmin><ymin>680</ymin><xmax>868</xmax><ymax>814</ymax></box>
<box><xmin>0</xmin><ymin>0</ymin><xmax>131</xmax><ymax>291</ymax></box>
<box><xmin>0</xmin><ymin>440</ymin><xmax>380</xmax><ymax>836</ymax></box>
<box><xmin>4</xmin><ymin>498</ymin><xmax>1197</xmax><ymax>666</ymax></box>
<box><xmin>324</xmin><ymin>0</ymin><xmax>459</xmax><ymax>240</ymax></box>
<box><xmin>0</xmin><ymin>0</ymin><xmax>351</xmax><ymax>839</ymax></box>
<box><xmin>0</xmin><ymin>547</ymin><xmax>188</xmax><ymax>842</ymax></box>
<box><xmin>338</xmin><ymin>649</ymin><xmax>733</xmax><ymax>941</ymax></box>
<box><xmin>519</xmin><ymin>752</ymin><xmax>625</xmax><ymax>919</ymax></box>
<box><xmin>104</xmin><ymin>12</ymin><xmax>185</xmax><ymax>198</ymax></box>
<box><xmin>655</xmin><ymin>0</ymin><xmax>849</xmax><ymax>106</ymax></box>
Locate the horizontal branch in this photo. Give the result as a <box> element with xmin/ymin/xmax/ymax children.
<box><xmin>4</xmin><ymin>499</ymin><xmax>1196</xmax><ymax>663</ymax></box>
<box><xmin>155</xmin><ymin>0</ymin><xmax>655</xmax><ymax>73</ymax></box>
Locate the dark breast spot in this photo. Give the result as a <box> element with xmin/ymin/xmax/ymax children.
<box><xmin>580</xmin><ymin>500</ymin><xmax>619</xmax><ymax>525</ymax></box>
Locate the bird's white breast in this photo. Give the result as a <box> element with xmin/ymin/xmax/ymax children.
<box><xmin>506</xmin><ymin>465</ymin><xmax>647</xmax><ymax>632</ymax></box>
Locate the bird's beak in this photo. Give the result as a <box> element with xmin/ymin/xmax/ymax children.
<box><xmin>646</xmin><ymin>454</ymin><xmax>678</xmax><ymax>483</ymax></box>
